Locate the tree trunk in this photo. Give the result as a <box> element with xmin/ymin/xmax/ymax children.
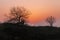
<box><xmin>50</xmin><ymin>23</ymin><xmax>53</xmax><ymax>27</ymax></box>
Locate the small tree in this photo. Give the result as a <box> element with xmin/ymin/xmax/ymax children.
<box><xmin>46</xmin><ymin>16</ymin><xmax>56</xmax><ymax>27</ymax></box>
<box><xmin>5</xmin><ymin>7</ymin><xmax>31</xmax><ymax>25</ymax></box>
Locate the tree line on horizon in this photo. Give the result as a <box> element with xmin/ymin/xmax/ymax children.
<box><xmin>1</xmin><ymin>6</ymin><xmax>56</xmax><ymax>27</ymax></box>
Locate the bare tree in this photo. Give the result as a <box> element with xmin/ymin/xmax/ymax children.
<box><xmin>5</xmin><ymin>7</ymin><xmax>31</xmax><ymax>25</ymax></box>
<box><xmin>46</xmin><ymin>16</ymin><xmax>56</xmax><ymax>27</ymax></box>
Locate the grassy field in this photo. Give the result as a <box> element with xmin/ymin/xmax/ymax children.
<box><xmin>0</xmin><ymin>23</ymin><xmax>60</xmax><ymax>40</ymax></box>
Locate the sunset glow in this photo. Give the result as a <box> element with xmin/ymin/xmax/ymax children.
<box><xmin>0</xmin><ymin>0</ymin><xmax>60</xmax><ymax>26</ymax></box>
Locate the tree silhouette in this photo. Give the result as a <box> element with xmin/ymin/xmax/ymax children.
<box><xmin>6</xmin><ymin>7</ymin><xmax>31</xmax><ymax>25</ymax></box>
<box><xmin>46</xmin><ymin>16</ymin><xmax>56</xmax><ymax>27</ymax></box>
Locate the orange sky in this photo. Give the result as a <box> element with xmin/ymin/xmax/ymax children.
<box><xmin>0</xmin><ymin>0</ymin><xmax>60</xmax><ymax>26</ymax></box>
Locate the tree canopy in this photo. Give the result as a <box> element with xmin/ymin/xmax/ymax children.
<box><xmin>5</xmin><ymin>7</ymin><xmax>31</xmax><ymax>25</ymax></box>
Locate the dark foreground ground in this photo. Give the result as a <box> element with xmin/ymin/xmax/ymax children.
<box><xmin>0</xmin><ymin>23</ymin><xmax>60</xmax><ymax>40</ymax></box>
